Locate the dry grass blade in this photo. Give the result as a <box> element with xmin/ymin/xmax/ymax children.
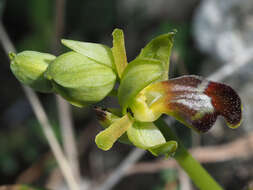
<box><xmin>53</xmin><ymin>0</ymin><xmax>81</xmax><ymax>184</ymax></box>
<box><xmin>94</xmin><ymin>148</ymin><xmax>145</xmax><ymax>190</ymax></box>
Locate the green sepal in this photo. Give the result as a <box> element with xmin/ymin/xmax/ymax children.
<box><xmin>45</xmin><ymin>51</ymin><xmax>116</xmax><ymax>107</ymax></box>
<box><xmin>9</xmin><ymin>51</ymin><xmax>55</xmax><ymax>93</ymax></box>
<box><xmin>95</xmin><ymin>114</ymin><xmax>133</xmax><ymax>151</ymax></box>
<box><xmin>138</xmin><ymin>31</ymin><xmax>176</xmax><ymax>80</ymax></box>
<box><xmin>112</xmin><ymin>28</ymin><xmax>128</xmax><ymax>78</ymax></box>
<box><xmin>61</xmin><ymin>39</ymin><xmax>115</xmax><ymax>70</ymax></box>
<box><xmin>127</xmin><ymin>121</ymin><xmax>166</xmax><ymax>149</ymax></box>
<box><xmin>118</xmin><ymin>58</ymin><xmax>166</xmax><ymax>113</ymax></box>
<box><xmin>148</xmin><ymin>141</ymin><xmax>177</xmax><ymax>157</ymax></box>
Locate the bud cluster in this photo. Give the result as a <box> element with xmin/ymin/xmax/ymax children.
<box><xmin>10</xmin><ymin>39</ymin><xmax>116</xmax><ymax>107</ymax></box>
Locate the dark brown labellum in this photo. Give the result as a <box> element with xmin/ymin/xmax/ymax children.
<box><xmin>162</xmin><ymin>75</ymin><xmax>242</xmax><ymax>132</ymax></box>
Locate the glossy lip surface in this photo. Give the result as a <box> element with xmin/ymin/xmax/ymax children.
<box><xmin>139</xmin><ymin>75</ymin><xmax>242</xmax><ymax>133</ymax></box>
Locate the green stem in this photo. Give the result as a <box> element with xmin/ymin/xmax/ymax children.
<box><xmin>155</xmin><ymin>118</ymin><xmax>223</xmax><ymax>190</ymax></box>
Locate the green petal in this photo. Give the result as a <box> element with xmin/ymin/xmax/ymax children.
<box><xmin>94</xmin><ymin>107</ymin><xmax>132</xmax><ymax>145</ymax></box>
<box><xmin>95</xmin><ymin>114</ymin><xmax>133</xmax><ymax>151</ymax></box>
<box><xmin>148</xmin><ymin>141</ymin><xmax>177</xmax><ymax>157</ymax></box>
<box><xmin>118</xmin><ymin>58</ymin><xmax>165</xmax><ymax>113</ymax></box>
<box><xmin>112</xmin><ymin>28</ymin><xmax>128</xmax><ymax>78</ymax></box>
<box><xmin>127</xmin><ymin>121</ymin><xmax>166</xmax><ymax>149</ymax></box>
<box><xmin>61</xmin><ymin>39</ymin><xmax>115</xmax><ymax>70</ymax></box>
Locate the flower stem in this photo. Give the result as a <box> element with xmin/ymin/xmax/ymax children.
<box><xmin>155</xmin><ymin>118</ymin><xmax>223</xmax><ymax>190</ymax></box>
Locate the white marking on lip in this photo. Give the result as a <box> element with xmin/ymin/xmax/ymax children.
<box><xmin>171</xmin><ymin>79</ymin><xmax>209</xmax><ymax>93</ymax></box>
<box><xmin>172</xmin><ymin>96</ymin><xmax>213</xmax><ymax>112</ymax></box>
<box><xmin>197</xmin><ymin>79</ymin><xmax>209</xmax><ymax>92</ymax></box>
<box><xmin>171</xmin><ymin>85</ymin><xmax>195</xmax><ymax>92</ymax></box>
<box><xmin>170</xmin><ymin>79</ymin><xmax>213</xmax><ymax>113</ymax></box>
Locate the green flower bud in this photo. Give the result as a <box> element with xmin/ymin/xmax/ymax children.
<box><xmin>45</xmin><ymin>51</ymin><xmax>116</xmax><ymax>107</ymax></box>
<box><xmin>9</xmin><ymin>51</ymin><xmax>55</xmax><ymax>93</ymax></box>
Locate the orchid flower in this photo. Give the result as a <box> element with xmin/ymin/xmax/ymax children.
<box><xmin>95</xmin><ymin>29</ymin><xmax>242</xmax><ymax>156</ymax></box>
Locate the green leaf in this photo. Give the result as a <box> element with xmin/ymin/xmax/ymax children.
<box><xmin>118</xmin><ymin>58</ymin><xmax>165</xmax><ymax>113</ymax></box>
<box><xmin>138</xmin><ymin>31</ymin><xmax>176</xmax><ymax>79</ymax></box>
<box><xmin>61</xmin><ymin>39</ymin><xmax>115</xmax><ymax>70</ymax></box>
<box><xmin>127</xmin><ymin>121</ymin><xmax>166</xmax><ymax>149</ymax></box>
<box><xmin>95</xmin><ymin>114</ymin><xmax>133</xmax><ymax>150</ymax></box>
<box><xmin>112</xmin><ymin>28</ymin><xmax>128</xmax><ymax>78</ymax></box>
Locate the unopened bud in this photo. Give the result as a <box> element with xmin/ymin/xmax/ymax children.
<box><xmin>45</xmin><ymin>51</ymin><xmax>116</xmax><ymax>107</ymax></box>
<box><xmin>9</xmin><ymin>51</ymin><xmax>55</xmax><ymax>93</ymax></box>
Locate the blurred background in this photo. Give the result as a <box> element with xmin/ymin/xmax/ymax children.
<box><xmin>1</xmin><ymin>0</ymin><xmax>253</xmax><ymax>189</ymax></box>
